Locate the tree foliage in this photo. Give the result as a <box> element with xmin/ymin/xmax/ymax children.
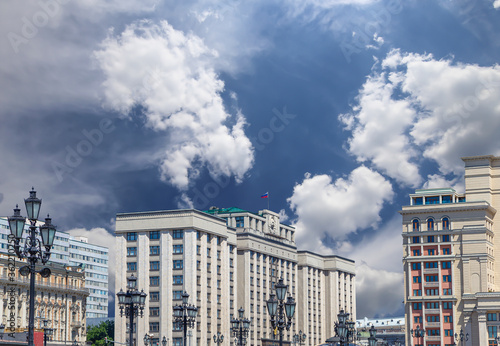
<box><xmin>87</xmin><ymin>320</ymin><xmax>114</xmax><ymax>346</ymax></box>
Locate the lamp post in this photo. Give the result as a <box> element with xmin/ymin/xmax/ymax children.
<box><xmin>411</xmin><ymin>325</ymin><xmax>425</xmax><ymax>345</ymax></box>
<box><xmin>173</xmin><ymin>291</ymin><xmax>198</xmax><ymax>346</ymax></box>
<box><xmin>266</xmin><ymin>277</ymin><xmax>296</xmax><ymax>346</ymax></box>
<box><xmin>143</xmin><ymin>334</ymin><xmax>151</xmax><ymax>346</ymax></box>
<box><xmin>334</xmin><ymin>310</ymin><xmax>356</xmax><ymax>345</ymax></box>
<box><xmin>8</xmin><ymin>189</ymin><xmax>57</xmax><ymax>346</ymax></box>
<box><xmin>43</xmin><ymin>320</ymin><xmax>53</xmax><ymax>346</ymax></box>
<box><xmin>161</xmin><ymin>336</ymin><xmax>167</xmax><ymax>346</ymax></box>
<box><xmin>213</xmin><ymin>332</ymin><xmax>224</xmax><ymax>345</ymax></box>
<box><xmin>231</xmin><ymin>307</ymin><xmax>251</xmax><ymax>346</ymax></box>
<box><xmin>368</xmin><ymin>325</ymin><xmax>377</xmax><ymax>346</ymax></box>
<box><xmin>454</xmin><ymin>328</ymin><xmax>469</xmax><ymax>345</ymax></box>
<box><xmin>117</xmin><ymin>275</ymin><xmax>147</xmax><ymax>346</ymax></box>
<box><xmin>293</xmin><ymin>330</ymin><xmax>306</xmax><ymax>346</ymax></box>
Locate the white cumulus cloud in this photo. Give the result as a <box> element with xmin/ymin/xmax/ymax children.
<box><xmin>341</xmin><ymin>49</ymin><xmax>500</xmax><ymax>187</ymax></box>
<box><xmin>288</xmin><ymin>166</ymin><xmax>393</xmax><ymax>252</ymax></box>
<box><xmin>94</xmin><ymin>20</ymin><xmax>254</xmax><ymax>190</ymax></box>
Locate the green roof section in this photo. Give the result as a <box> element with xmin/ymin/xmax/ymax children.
<box><xmin>203</xmin><ymin>207</ymin><xmax>250</xmax><ymax>215</ymax></box>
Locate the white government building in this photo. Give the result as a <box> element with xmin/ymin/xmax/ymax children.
<box><xmin>115</xmin><ymin>207</ymin><xmax>355</xmax><ymax>346</ymax></box>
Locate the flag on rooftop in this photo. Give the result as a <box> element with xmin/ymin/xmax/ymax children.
<box><xmin>261</xmin><ymin>192</ymin><xmax>269</xmax><ymax>198</ymax></box>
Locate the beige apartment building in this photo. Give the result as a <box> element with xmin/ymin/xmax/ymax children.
<box><xmin>401</xmin><ymin>155</ymin><xmax>500</xmax><ymax>346</ymax></box>
<box><xmin>115</xmin><ymin>207</ymin><xmax>355</xmax><ymax>346</ymax></box>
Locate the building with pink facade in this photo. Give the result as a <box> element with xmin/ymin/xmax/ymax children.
<box><xmin>401</xmin><ymin>155</ymin><xmax>500</xmax><ymax>346</ymax></box>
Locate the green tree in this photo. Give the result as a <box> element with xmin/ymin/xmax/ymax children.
<box><xmin>87</xmin><ymin>320</ymin><xmax>114</xmax><ymax>346</ymax></box>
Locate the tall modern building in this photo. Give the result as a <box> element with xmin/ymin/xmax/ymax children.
<box><xmin>115</xmin><ymin>207</ymin><xmax>355</xmax><ymax>346</ymax></box>
<box><xmin>0</xmin><ymin>217</ymin><xmax>109</xmax><ymax>320</ymax></box>
<box><xmin>401</xmin><ymin>155</ymin><xmax>500</xmax><ymax>346</ymax></box>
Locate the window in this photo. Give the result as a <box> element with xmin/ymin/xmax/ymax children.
<box><xmin>412</xmin><ymin>263</ymin><xmax>421</xmax><ymax>270</ymax></box>
<box><xmin>235</xmin><ymin>216</ymin><xmax>244</xmax><ymax>227</ymax></box>
<box><xmin>413</xmin><ymin>249</ymin><xmax>421</xmax><ymax>256</ymax></box>
<box><xmin>413</xmin><ymin>219</ymin><xmax>420</xmax><ymax>232</ymax></box>
<box><xmin>173</xmin><ymin>290</ymin><xmax>183</xmax><ymax>300</ymax></box>
<box><xmin>444</xmin><ymin>315</ymin><xmax>453</xmax><ymax>323</ymax></box>
<box><xmin>173</xmin><ymin>275</ymin><xmax>183</xmax><ymax>285</ymax></box>
<box><xmin>458</xmin><ymin>196</ymin><xmax>466</xmax><ymax>202</ymax></box>
<box><xmin>126</xmin><ymin>232</ymin><xmax>137</xmax><ymax>241</ymax></box>
<box><xmin>443</xmin><ymin>302</ymin><xmax>453</xmax><ymax>309</ymax></box>
<box><xmin>442</xmin><ymin>235</ymin><xmax>450</xmax><ymax>242</ymax></box>
<box><xmin>173</xmin><ymin>260</ymin><xmax>183</xmax><ymax>269</ymax></box>
<box><xmin>150</xmin><ymin>307</ymin><xmax>160</xmax><ymax>316</ymax></box>
<box><xmin>443</xmin><ymin>288</ymin><xmax>452</xmax><ymax>295</ymax></box>
<box><xmin>413</xmin><ymin>289</ymin><xmax>422</xmax><ymax>296</ymax></box>
<box><xmin>425</xmin><ymin>275</ymin><xmax>439</xmax><ymax>282</ymax></box>
<box><xmin>173</xmin><ymin>244</ymin><xmax>183</xmax><ymax>254</ymax></box>
<box><xmin>442</xmin><ymin>261</ymin><xmax>451</xmax><ymax>269</ymax></box>
<box><xmin>150</xmin><ymin>261</ymin><xmax>160</xmax><ymax>271</ymax></box>
<box><xmin>427</xmin><ymin>329</ymin><xmax>440</xmax><ymax>336</ymax></box>
<box><xmin>413</xmin><ymin>197</ymin><xmax>423</xmax><ymax>205</ymax></box>
<box><xmin>127</xmin><ymin>262</ymin><xmax>137</xmax><ymax>271</ymax></box>
<box><xmin>127</xmin><ymin>247</ymin><xmax>137</xmax><ymax>256</ymax></box>
<box><xmin>150</xmin><ymin>292</ymin><xmax>159</xmax><ymax>301</ymax></box>
<box><xmin>425</xmin><ymin>196</ymin><xmax>439</xmax><ymax>205</ymax></box>
<box><xmin>442</xmin><ymin>195</ymin><xmax>452</xmax><ymax>203</ymax></box>
<box><xmin>428</xmin><ymin>249</ymin><xmax>435</xmax><ymax>255</ymax></box>
<box><xmin>413</xmin><ymin>303</ymin><xmax>422</xmax><ymax>310</ymax></box>
<box><xmin>173</xmin><ymin>230</ymin><xmax>183</xmax><ymax>239</ymax></box>
<box><xmin>414</xmin><ymin>316</ymin><xmax>422</xmax><ymax>323</ymax></box>
<box><xmin>149</xmin><ymin>231</ymin><xmax>160</xmax><ymax>239</ymax></box>
<box><xmin>413</xmin><ymin>276</ymin><xmax>421</xmax><ymax>283</ymax></box>
<box><xmin>427</xmin><ymin>315</ymin><xmax>440</xmax><ymax>322</ymax></box>
<box><xmin>427</xmin><ymin>219</ymin><xmax>434</xmax><ymax>231</ymax></box>
<box><xmin>442</xmin><ymin>217</ymin><xmax>450</xmax><ymax>230</ymax></box>
<box><xmin>150</xmin><ymin>276</ymin><xmax>160</xmax><ymax>286</ymax></box>
<box><xmin>424</xmin><ymin>262</ymin><xmax>438</xmax><ymax>268</ymax></box>
<box><xmin>442</xmin><ymin>247</ymin><xmax>451</xmax><ymax>255</ymax></box>
<box><xmin>425</xmin><ymin>302</ymin><xmax>439</xmax><ymax>309</ymax></box>
<box><xmin>149</xmin><ymin>322</ymin><xmax>159</xmax><ymax>332</ymax></box>
<box><xmin>487</xmin><ymin>313</ymin><xmax>497</xmax><ymax>321</ymax></box>
<box><xmin>413</xmin><ymin>236</ymin><xmax>420</xmax><ymax>243</ymax></box>
<box><xmin>443</xmin><ymin>275</ymin><xmax>452</xmax><ymax>282</ymax></box>
<box><xmin>427</xmin><ymin>235</ymin><xmax>435</xmax><ymax>243</ymax></box>
<box><xmin>488</xmin><ymin>326</ymin><xmax>498</xmax><ymax>338</ymax></box>
<box><xmin>426</xmin><ymin>289</ymin><xmax>439</xmax><ymax>296</ymax></box>
<box><xmin>150</xmin><ymin>246</ymin><xmax>160</xmax><ymax>255</ymax></box>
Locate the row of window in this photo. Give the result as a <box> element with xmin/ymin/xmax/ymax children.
<box><xmin>412</xmin><ymin>235</ymin><xmax>451</xmax><ymax>243</ymax></box>
<box><xmin>411</xmin><ymin>247</ymin><xmax>451</xmax><ymax>256</ymax></box>
<box><xmin>127</xmin><ymin>230</ymin><xmax>229</xmax><ymax>243</ymax></box>
<box><xmin>412</xmin><ymin>302</ymin><xmax>453</xmax><ymax>310</ymax></box>
<box><xmin>412</xmin><ymin>195</ymin><xmax>464</xmax><ymax>205</ymax></box>
<box><xmin>412</xmin><ymin>288</ymin><xmax>453</xmax><ymax>296</ymax></box>
<box><xmin>412</xmin><ymin>217</ymin><xmax>450</xmax><ymax>232</ymax></box>
<box><xmin>414</xmin><ymin>315</ymin><xmax>453</xmax><ymax>323</ymax></box>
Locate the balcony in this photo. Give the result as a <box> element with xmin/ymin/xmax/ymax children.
<box><xmin>426</xmin><ymin>322</ymin><xmax>440</xmax><ymax>328</ymax></box>
<box><xmin>71</xmin><ymin>321</ymin><xmax>82</xmax><ymax>328</ymax></box>
<box><xmin>426</xmin><ymin>308</ymin><xmax>440</xmax><ymax>314</ymax></box>
<box><xmin>427</xmin><ymin>335</ymin><xmax>441</xmax><ymax>342</ymax></box>
<box><xmin>423</xmin><ymin>268</ymin><xmax>439</xmax><ymax>274</ymax></box>
<box><xmin>424</xmin><ymin>282</ymin><xmax>439</xmax><ymax>288</ymax></box>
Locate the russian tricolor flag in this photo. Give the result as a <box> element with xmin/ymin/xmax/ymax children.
<box><xmin>261</xmin><ymin>192</ymin><xmax>269</xmax><ymax>198</ymax></box>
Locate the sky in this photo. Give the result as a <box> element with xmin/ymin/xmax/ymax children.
<box><xmin>1</xmin><ymin>0</ymin><xmax>500</xmax><ymax>320</ymax></box>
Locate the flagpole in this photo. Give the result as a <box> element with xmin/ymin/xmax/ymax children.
<box><xmin>268</xmin><ymin>192</ymin><xmax>270</xmax><ymax>210</ymax></box>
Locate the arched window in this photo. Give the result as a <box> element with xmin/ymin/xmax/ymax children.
<box><xmin>427</xmin><ymin>218</ymin><xmax>434</xmax><ymax>231</ymax></box>
<box><xmin>442</xmin><ymin>217</ymin><xmax>450</xmax><ymax>230</ymax></box>
<box><xmin>412</xmin><ymin>219</ymin><xmax>420</xmax><ymax>232</ymax></box>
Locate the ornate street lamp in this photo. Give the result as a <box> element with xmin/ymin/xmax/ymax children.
<box><xmin>368</xmin><ymin>325</ymin><xmax>377</xmax><ymax>346</ymax></box>
<box><xmin>173</xmin><ymin>291</ymin><xmax>198</xmax><ymax>346</ymax></box>
<box><xmin>411</xmin><ymin>325</ymin><xmax>426</xmax><ymax>345</ymax></box>
<box><xmin>293</xmin><ymin>330</ymin><xmax>306</xmax><ymax>346</ymax></box>
<box><xmin>8</xmin><ymin>189</ymin><xmax>57</xmax><ymax>346</ymax></box>
<box><xmin>231</xmin><ymin>307</ymin><xmax>251</xmax><ymax>346</ymax></box>
<box><xmin>144</xmin><ymin>334</ymin><xmax>151</xmax><ymax>346</ymax></box>
<box><xmin>454</xmin><ymin>328</ymin><xmax>469</xmax><ymax>344</ymax></box>
<box><xmin>117</xmin><ymin>275</ymin><xmax>147</xmax><ymax>346</ymax></box>
<box><xmin>161</xmin><ymin>336</ymin><xmax>167</xmax><ymax>346</ymax></box>
<box><xmin>266</xmin><ymin>278</ymin><xmax>296</xmax><ymax>346</ymax></box>
<box><xmin>43</xmin><ymin>320</ymin><xmax>53</xmax><ymax>346</ymax></box>
<box><xmin>334</xmin><ymin>310</ymin><xmax>356</xmax><ymax>345</ymax></box>
<box><xmin>213</xmin><ymin>332</ymin><xmax>224</xmax><ymax>345</ymax></box>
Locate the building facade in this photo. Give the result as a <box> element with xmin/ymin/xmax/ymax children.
<box><xmin>0</xmin><ymin>217</ymin><xmax>109</xmax><ymax>320</ymax></box>
<box><xmin>115</xmin><ymin>207</ymin><xmax>355</xmax><ymax>346</ymax></box>
<box><xmin>401</xmin><ymin>155</ymin><xmax>500</xmax><ymax>346</ymax></box>
<box><xmin>0</xmin><ymin>255</ymin><xmax>89</xmax><ymax>343</ymax></box>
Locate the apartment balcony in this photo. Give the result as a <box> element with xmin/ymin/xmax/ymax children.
<box><xmin>427</xmin><ymin>335</ymin><xmax>441</xmax><ymax>342</ymax></box>
<box><xmin>426</xmin><ymin>322</ymin><xmax>440</xmax><ymax>328</ymax></box>
<box><xmin>424</xmin><ymin>282</ymin><xmax>439</xmax><ymax>288</ymax></box>
<box><xmin>423</xmin><ymin>268</ymin><xmax>439</xmax><ymax>274</ymax></box>
<box><xmin>71</xmin><ymin>321</ymin><xmax>82</xmax><ymax>328</ymax></box>
<box><xmin>425</xmin><ymin>308</ymin><xmax>440</xmax><ymax>314</ymax></box>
